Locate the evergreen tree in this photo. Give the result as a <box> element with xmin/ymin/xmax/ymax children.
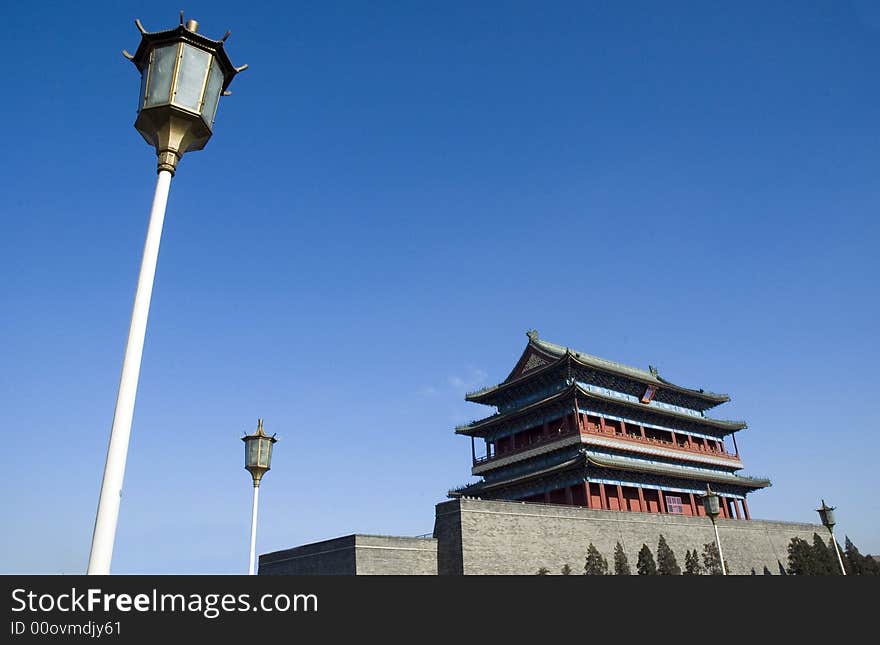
<box><xmin>684</xmin><ymin>549</ymin><xmax>703</xmax><ymax>575</ymax></box>
<box><xmin>811</xmin><ymin>533</ymin><xmax>838</xmax><ymax>575</ymax></box>
<box><xmin>763</xmin><ymin>565</ymin><xmax>772</xmax><ymax>575</ymax></box>
<box><xmin>613</xmin><ymin>542</ymin><xmax>631</xmax><ymax>575</ymax></box>
<box><xmin>787</xmin><ymin>537</ymin><xmax>815</xmax><ymax>575</ymax></box>
<box><xmin>844</xmin><ymin>536</ymin><xmax>865</xmax><ymax>575</ymax></box>
<box><xmin>750</xmin><ymin>568</ymin><xmax>756</xmax><ymax>575</ymax></box>
<box><xmin>656</xmin><ymin>535</ymin><xmax>681</xmax><ymax>575</ymax></box>
<box><xmin>561</xmin><ymin>564</ymin><xmax>572</xmax><ymax>576</ymax></box>
<box><xmin>584</xmin><ymin>543</ymin><xmax>609</xmax><ymax>575</ymax></box>
<box><xmin>702</xmin><ymin>541</ymin><xmax>728</xmax><ymax>575</ymax></box>
<box><xmin>843</xmin><ymin>536</ymin><xmax>879</xmax><ymax>575</ymax></box>
<box><xmin>636</xmin><ymin>544</ymin><xmax>657</xmax><ymax>575</ymax></box>
<box><xmin>777</xmin><ymin>560</ymin><xmax>787</xmax><ymax>575</ymax></box>
<box><xmin>536</xmin><ymin>567</ymin><xmax>550</xmax><ymax>575</ymax></box>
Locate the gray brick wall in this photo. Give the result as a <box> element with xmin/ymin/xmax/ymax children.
<box><xmin>259</xmin><ymin>535</ymin><xmax>437</xmax><ymax>576</ymax></box>
<box><xmin>434</xmin><ymin>498</ymin><xmax>825</xmax><ymax>575</ymax></box>
<box><xmin>353</xmin><ymin>535</ymin><xmax>438</xmax><ymax>575</ymax></box>
<box><xmin>259</xmin><ymin>535</ymin><xmax>358</xmax><ymax>575</ymax></box>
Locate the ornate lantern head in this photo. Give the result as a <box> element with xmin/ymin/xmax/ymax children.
<box><xmin>124</xmin><ymin>14</ymin><xmax>246</xmax><ymax>173</ymax></box>
<box><xmin>701</xmin><ymin>485</ymin><xmax>721</xmax><ymax>519</ymax></box>
<box><xmin>816</xmin><ymin>499</ymin><xmax>836</xmax><ymax>530</ymax></box>
<box><xmin>242</xmin><ymin>419</ymin><xmax>278</xmax><ymax>486</ymax></box>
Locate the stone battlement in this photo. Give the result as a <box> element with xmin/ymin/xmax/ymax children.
<box><xmin>434</xmin><ymin>498</ymin><xmax>823</xmax><ymax>574</ymax></box>
<box><xmin>259</xmin><ymin>498</ymin><xmax>826</xmax><ymax>575</ymax></box>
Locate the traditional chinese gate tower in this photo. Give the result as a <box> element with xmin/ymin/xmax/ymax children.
<box><xmin>451</xmin><ymin>331</ymin><xmax>770</xmax><ymax>519</ymax></box>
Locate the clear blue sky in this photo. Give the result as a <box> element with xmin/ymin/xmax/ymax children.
<box><xmin>1</xmin><ymin>1</ymin><xmax>878</xmax><ymax>573</ymax></box>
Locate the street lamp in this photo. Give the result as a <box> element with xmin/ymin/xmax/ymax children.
<box><xmin>242</xmin><ymin>419</ymin><xmax>278</xmax><ymax>575</ymax></box>
<box><xmin>701</xmin><ymin>485</ymin><xmax>727</xmax><ymax>575</ymax></box>
<box><xmin>816</xmin><ymin>500</ymin><xmax>847</xmax><ymax>575</ymax></box>
<box><xmin>87</xmin><ymin>14</ymin><xmax>246</xmax><ymax>575</ymax></box>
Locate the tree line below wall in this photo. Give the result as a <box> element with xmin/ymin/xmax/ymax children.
<box><xmin>535</xmin><ymin>534</ymin><xmax>879</xmax><ymax>575</ymax></box>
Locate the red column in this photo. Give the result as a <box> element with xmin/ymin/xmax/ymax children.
<box><xmin>657</xmin><ymin>490</ymin><xmax>667</xmax><ymax>514</ymax></box>
<box><xmin>733</xmin><ymin>499</ymin><xmax>742</xmax><ymax>519</ymax></box>
<box><xmin>599</xmin><ymin>483</ymin><xmax>608</xmax><ymax>510</ymax></box>
<box><xmin>638</xmin><ymin>487</ymin><xmax>647</xmax><ymax>512</ymax></box>
<box><xmin>670</xmin><ymin>431</ymin><xmax>677</xmax><ymax>446</ymax></box>
<box><xmin>599</xmin><ymin>416</ymin><xmax>607</xmax><ymax>434</ymax></box>
<box><xmin>585</xmin><ymin>483</ymin><xmax>593</xmax><ymax>509</ymax></box>
<box><xmin>565</xmin><ymin>486</ymin><xmax>574</xmax><ymax>506</ymax></box>
<box><xmin>689</xmin><ymin>493</ymin><xmax>698</xmax><ymax>516</ymax></box>
<box><xmin>639</xmin><ymin>425</ymin><xmax>646</xmax><ymax>439</ymax></box>
<box><xmin>742</xmin><ymin>498</ymin><xmax>751</xmax><ymax>520</ymax></box>
<box><xmin>616</xmin><ymin>484</ymin><xmax>625</xmax><ymax>512</ymax></box>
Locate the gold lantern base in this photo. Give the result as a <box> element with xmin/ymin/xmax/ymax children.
<box><xmin>134</xmin><ymin>105</ymin><xmax>213</xmax><ymax>174</ymax></box>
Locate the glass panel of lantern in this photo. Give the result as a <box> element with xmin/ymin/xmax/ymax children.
<box><xmin>201</xmin><ymin>58</ymin><xmax>224</xmax><ymax>126</ymax></box>
<box><xmin>174</xmin><ymin>44</ymin><xmax>212</xmax><ymax>113</ymax></box>
<box><xmin>703</xmin><ymin>493</ymin><xmax>720</xmax><ymax>516</ymax></box>
<box><xmin>138</xmin><ymin>61</ymin><xmax>148</xmax><ymax>110</ymax></box>
<box><xmin>246</xmin><ymin>438</ymin><xmax>259</xmax><ymax>469</ymax></box>
<box><xmin>145</xmin><ymin>44</ymin><xmax>177</xmax><ymax>107</ymax></box>
<box><xmin>259</xmin><ymin>437</ymin><xmax>273</xmax><ymax>468</ymax></box>
<box><xmin>819</xmin><ymin>506</ymin><xmax>835</xmax><ymax>527</ymax></box>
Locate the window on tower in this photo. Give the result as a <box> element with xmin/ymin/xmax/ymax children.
<box><xmin>665</xmin><ymin>495</ymin><xmax>684</xmax><ymax>514</ymax></box>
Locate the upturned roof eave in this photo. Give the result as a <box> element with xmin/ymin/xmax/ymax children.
<box><xmin>457</xmin><ymin>382</ymin><xmax>746</xmax><ymax>437</ymax></box>
<box><xmin>586</xmin><ymin>455</ymin><xmax>771</xmax><ymax>489</ymax></box>
<box><xmin>456</xmin><ymin>383</ymin><xmax>577</xmax><ymax>436</ymax></box>
<box><xmin>532</xmin><ymin>336</ymin><xmax>730</xmax><ymax>404</ymax></box>
<box><xmin>465</xmin><ymin>351</ymin><xmax>567</xmax><ymax>404</ymax></box>
<box><xmin>575</xmin><ymin>385</ymin><xmax>747</xmax><ymax>432</ymax></box>
<box><xmin>466</xmin><ymin>336</ymin><xmax>730</xmax><ymax>407</ymax></box>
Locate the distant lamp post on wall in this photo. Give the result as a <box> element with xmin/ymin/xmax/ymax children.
<box><xmin>242</xmin><ymin>419</ymin><xmax>278</xmax><ymax>575</ymax></box>
<box><xmin>817</xmin><ymin>500</ymin><xmax>847</xmax><ymax>575</ymax></box>
<box><xmin>701</xmin><ymin>485</ymin><xmax>727</xmax><ymax>576</ymax></box>
<box><xmin>87</xmin><ymin>14</ymin><xmax>246</xmax><ymax>575</ymax></box>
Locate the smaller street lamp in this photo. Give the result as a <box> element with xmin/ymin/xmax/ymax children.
<box><xmin>701</xmin><ymin>485</ymin><xmax>727</xmax><ymax>575</ymax></box>
<box><xmin>242</xmin><ymin>419</ymin><xmax>278</xmax><ymax>575</ymax></box>
<box><xmin>816</xmin><ymin>500</ymin><xmax>847</xmax><ymax>576</ymax></box>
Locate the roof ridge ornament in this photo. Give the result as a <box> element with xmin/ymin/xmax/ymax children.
<box><xmin>649</xmin><ymin>365</ymin><xmax>659</xmax><ymax>377</ymax></box>
<box><xmin>526</xmin><ymin>329</ymin><xmax>539</xmax><ymax>341</ymax></box>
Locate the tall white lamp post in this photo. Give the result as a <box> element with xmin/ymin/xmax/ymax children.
<box><xmin>242</xmin><ymin>419</ymin><xmax>278</xmax><ymax>575</ymax></box>
<box><xmin>87</xmin><ymin>15</ymin><xmax>246</xmax><ymax>575</ymax></box>
<box><xmin>701</xmin><ymin>485</ymin><xmax>727</xmax><ymax>576</ymax></box>
<box><xmin>817</xmin><ymin>500</ymin><xmax>847</xmax><ymax>575</ymax></box>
